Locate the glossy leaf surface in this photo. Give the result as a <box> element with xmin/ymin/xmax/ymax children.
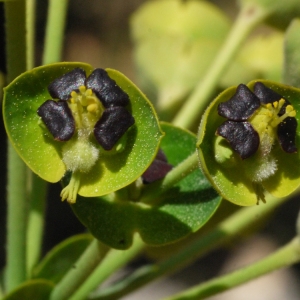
<box><xmin>72</xmin><ymin>123</ymin><xmax>221</xmax><ymax>250</ymax></box>
<box><xmin>197</xmin><ymin>80</ymin><xmax>300</xmax><ymax>205</ymax></box>
<box><xmin>32</xmin><ymin>234</ymin><xmax>92</xmax><ymax>283</ymax></box>
<box><xmin>3</xmin><ymin>62</ymin><xmax>163</xmax><ymax>197</ymax></box>
<box><xmin>3</xmin><ymin>279</ymin><xmax>54</xmax><ymax>300</ymax></box>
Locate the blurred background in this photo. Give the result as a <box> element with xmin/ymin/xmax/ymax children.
<box><xmin>0</xmin><ymin>1</ymin><xmax>300</xmax><ymax>299</ymax></box>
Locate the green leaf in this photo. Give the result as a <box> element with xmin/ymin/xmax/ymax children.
<box><xmin>197</xmin><ymin>80</ymin><xmax>300</xmax><ymax>205</ymax></box>
<box><xmin>130</xmin><ymin>0</ymin><xmax>231</xmax><ymax>112</ymax></box>
<box><xmin>3</xmin><ymin>63</ymin><xmax>163</xmax><ymax>199</ymax></box>
<box><xmin>2</xmin><ymin>279</ymin><xmax>54</xmax><ymax>300</ymax></box>
<box><xmin>32</xmin><ymin>234</ymin><xmax>93</xmax><ymax>283</ymax></box>
<box><xmin>283</xmin><ymin>18</ymin><xmax>300</xmax><ymax>86</ymax></box>
<box><xmin>72</xmin><ymin>123</ymin><xmax>221</xmax><ymax>249</ymax></box>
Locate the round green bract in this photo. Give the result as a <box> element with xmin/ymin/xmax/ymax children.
<box><xmin>197</xmin><ymin>80</ymin><xmax>300</xmax><ymax>206</ymax></box>
<box><xmin>3</xmin><ymin>62</ymin><xmax>163</xmax><ymax>197</ymax></box>
<box><xmin>72</xmin><ymin>123</ymin><xmax>221</xmax><ymax>250</ymax></box>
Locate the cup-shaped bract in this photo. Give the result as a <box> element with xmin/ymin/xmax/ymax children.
<box><xmin>3</xmin><ymin>63</ymin><xmax>163</xmax><ymax>203</ymax></box>
<box><xmin>197</xmin><ymin>80</ymin><xmax>300</xmax><ymax>206</ymax></box>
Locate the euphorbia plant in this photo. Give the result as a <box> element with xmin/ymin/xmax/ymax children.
<box><xmin>2</xmin><ymin>0</ymin><xmax>300</xmax><ymax>300</ymax></box>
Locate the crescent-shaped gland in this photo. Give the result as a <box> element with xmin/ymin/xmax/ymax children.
<box><xmin>216</xmin><ymin>120</ymin><xmax>260</xmax><ymax>159</ymax></box>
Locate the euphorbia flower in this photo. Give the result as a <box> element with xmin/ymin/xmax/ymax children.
<box><xmin>217</xmin><ymin>82</ymin><xmax>297</xmax><ymax>155</ymax></box>
<box><xmin>37</xmin><ymin>68</ymin><xmax>135</xmax><ymax>203</ymax></box>
<box><xmin>197</xmin><ymin>80</ymin><xmax>300</xmax><ymax>206</ymax></box>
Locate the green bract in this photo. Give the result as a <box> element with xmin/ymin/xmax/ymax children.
<box><xmin>197</xmin><ymin>80</ymin><xmax>300</xmax><ymax>206</ymax></box>
<box><xmin>3</xmin><ymin>63</ymin><xmax>163</xmax><ymax>203</ymax></box>
<box><xmin>72</xmin><ymin>123</ymin><xmax>221</xmax><ymax>249</ymax></box>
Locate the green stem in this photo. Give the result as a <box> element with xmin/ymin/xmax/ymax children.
<box><xmin>43</xmin><ymin>0</ymin><xmax>69</xmax><ymax>64</ymax></box>
<box><xmin>141</xmin><ymin>151</ymin><xmax>199</xmax><ymax>204</ymax></box>
<box><xmin>26</xmin><ymin>0</ymin><xmax>36</xmax><ymax>70</ymax></box>
<box><xmin>4</xmin><ymin>0</ymin><xmax>28</xmax><ymax>292</ymax></box>
<box><xmin>172</xmin><ymin>3</ymin><xmax>268</xmax><ymax>129</ymax></box>
<box><xmin>69</xmin><ymin>235</ymin><xmax>145</xmax><ymax>300</ymax></box>
<box><xmin>26</xmin><ymin>173</ymin><xmax>48</xmax><ymax>275</ymax></box>
<box><xmin>49</xmin><ymin>239</ymin><xmax>110</xmax><ymax>300</ymax></box>
<box><xmin>94</xmin><ymin>196</ymin><xmax>289</xmax><ymax>300</ymax></box>
<box><xmin>25</xmin><ymin>0</ymin><xmax>47</xmax><ymax>275</ymax></box>
<box><xmin>165</xmin><ymin>237</ymin><xmax>300</xmax><ymax>300</ymax></box>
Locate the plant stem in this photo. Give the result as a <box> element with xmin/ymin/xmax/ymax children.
<box><xmin>94</xmin><ymin>195</ymin><xmax>289</xmax><ymax>300</ymax></box>
<box><xmin>49</xmin><ymin>239</ymin><xmax>110</xmax><ymax>300</ymax></box>
<box><xmin>26</xmin><ymin>173</ymin><xmax>47</xmax><ymax>274</ymax></box>
<box><xmin>43</xmin><ymin>0</ymin><xmax>69</xmax><ymax>64</ymax></box>
<box><xmin>165</xmin><ymin>237</ymin><xmax>300</xmax><ymax>300</ymax></box>
<box><xmin>172</xmin><ymin>3</ymin><xmax>268</xmax><ymax>129</ymax></box>
<box><xmin>25</xmin><ymin>0</ymin><xmax>47</xmax><ymax>274</ymax></box>
<box><xmin>141</xmin><ymin>151</ymin><xmax>199</xmax><ymax>204</ymax></box>
<box><xmin>69</xmin><ymin>235</ymin><xmax>145</xmax><ymax>300</ymax></box>
<box><xmin>26</xmin><ymin>0</ymin><xmax>36</xmax><ymax>70</ymax></box>
<box><xmin>4</xmin><ymin>0</ymin><xmax>28</xmax><ymax>292</ymax></box>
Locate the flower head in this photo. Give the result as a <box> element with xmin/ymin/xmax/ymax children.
<box><xmin>37</xmin><ymin>68</ymin><xmax>135</xmax><ymax>203</ymax></box>
<box><xmin>216</xmin><ymin>83</ymin><xmax>297</xmax><ymax>161</ymax></box>
<box><xmin>197</xmin><ymin>80</ymin><xmax>300</xmax><ymax>205</ymax></box>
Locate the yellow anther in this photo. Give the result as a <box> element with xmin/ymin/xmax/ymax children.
<box><xmin>79</xmin><ymin>85</ymin><xmax>86</xmax><ymax>93</ymax></box>
<box><xmin>266</xmin><ymin>103</ymin><xmax>272</xmax><ymax>109</ymax></box>
<box><xmin>278</xmin><ymin>99</ymin><xmax>285</xmax><ymax>109</ymax></box>
<box><xmin>286</xmin><ymin>105</ymin><xmax>294</xmax><ymax>113</ymax></box>
<box><xmin>273</xmin><ymin>101</ymin><xmax>278</xmax><ymax>108</ymax></box>
<box><xmin>87</xmin><ymin>103</ymin><xmax>98</xmax><ymax>113</ymax></box>
<box><xmin>85</xmin><ymin>88</ymin><xmax>93</xmax><ymax>96</ymax></box>
<box><xmin>70</xmin><ymin>90</ymin><xmax>77</xmax><ymax>98</ymax></box>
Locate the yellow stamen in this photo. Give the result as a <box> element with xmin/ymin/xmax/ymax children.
<box><xmin>60</xmin><ymin>172</ymin><xmax>81</xmax><ymax>204</ymax></box>
<box><xmin>250</xmin><ymin>98</ymin><xmax>296</xmax><ymax>156</ymax></box>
